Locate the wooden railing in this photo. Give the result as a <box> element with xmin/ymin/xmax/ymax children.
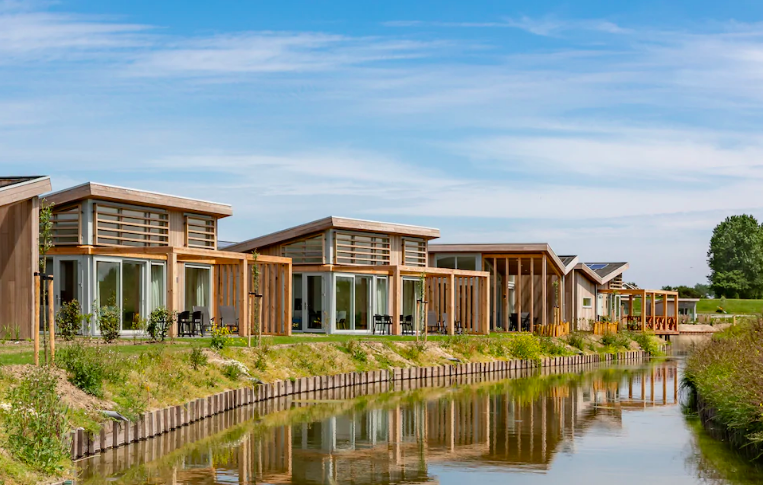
<box><xmin>622</xmin><ymin>315</ymin><xmax>678</xmax><ymax>334</ymax></box>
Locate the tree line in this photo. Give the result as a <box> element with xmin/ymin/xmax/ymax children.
<box><xmin>707</xmin><ymin>214</ymin><xmax>763</xmax><ymax>299</ymax></box>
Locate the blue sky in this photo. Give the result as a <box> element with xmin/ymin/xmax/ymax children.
<box><xmin>3</xmin><ymin>0</ymin><xmax>763</xmax><ymax>287</ymax></box>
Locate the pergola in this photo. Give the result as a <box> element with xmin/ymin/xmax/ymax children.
<box><xmin>598</xmin><ymin>288</ymin><xmax>679</xmax><ymax>335</ymax></box>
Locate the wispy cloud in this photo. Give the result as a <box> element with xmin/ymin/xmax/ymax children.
<box><xmin>382</xmin><ymin>15</ymin><xmax>630</xmax><ymax>36</ymax></box>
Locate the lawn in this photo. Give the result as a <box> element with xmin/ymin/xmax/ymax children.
<box><xmin>696</xmin><ymin>299</ymin><xmax>763</xmax><ymax>315</ymax></box>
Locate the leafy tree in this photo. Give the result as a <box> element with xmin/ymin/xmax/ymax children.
<box><xmin>707</xmin><ymin>215</ymin><xmax>763</xmax><ymax>298</ymax></box>
<box><xmin>693</xmin><ymin>283</ymin><xmax>712</xmax><ymax>298</ymax></box>
<box><xmin>661</xmin><ymin>285</ymin><xmax>703</xmax><ymax>298</ymax></box>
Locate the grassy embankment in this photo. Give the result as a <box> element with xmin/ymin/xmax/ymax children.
<box><xmin>0</xmin><ymin>331</ymin><xmax>663</xmax><ymax>484</ymax></box>
<box><xmin>684</xmin><ymin>318</ymin><xmax>763</xmax><ymax>459</ymax></box>
<box><xmin>696</xmin><ymin>299</ymin><xmax>763</xmax><ymax>315</ymax></box>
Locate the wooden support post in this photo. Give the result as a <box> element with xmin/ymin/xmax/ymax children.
<box><xmin>641</xmin><ymin>291</ymin><xmax>646</xmax><ymax>332</ymax></box>
<box><xmin>482</xmin><ymin>276</ymin><xmax>490</xmax><ymax>335</ymax></box>
<box><xmin>628</xmin><ymin>295</ymin><xmax>634</xmax><ymax>327</ymax></box>
<box><xmin>529</xmin><ymin>257</ymin><xmax>534</xmax><ymax>333</ymax></box>
<box><xmin>663</xmin><ymin>292</ymin><xmax>668</xmax><ymax>332</ymax></box>
<box><xmin>285</xmin><ymin>263</ymin><xmax>292</xmax><ymax>336</ymax></box>
<box><xmin>541</xmin><ymin>255</ymin><xmax>547</xmax><ymax>328</ymax></box>
<box><xmin>34</xmin><ymin>273</ymin><xmax>40</xmax><ymax>366</ymax></box>
<box><xmin>167</xmin><ymin>251</ymin><xmax>178</xmax><ymax>337</ymax></box>
<box><xmin>651</xmin><ymin>292</ymin><xmax>656</xmax><ymax>332</ymax></box>
<box><xmin>47</xmin><ymin>279</ymin><xmax>55</xmax><ymax>363</ymax></box>
<box><xmin>490</xmin><ymin>258</ymin><xmax>500</xmax><ymax>330</ymax></box>
<box><xmin>674</xmin><ymin>293</ymin><xmax>679</xmax><ymax>331</ymax></box>
<box><xmin>238</xmin><ymin>259</ymin><xmax>248</xmax><ymax>337</ymax></box>
<box><xmin>516</xmin><ymin>258</ymin><xmax>522</xmax><ymax>330</ymax></box>
<box><xmin>392</xmin><ymin>266</ymin><xmax>401</xmax><ymax>335</ymax></box>
<box><xmin>447</xmin><ymin>274</ymin><xmax>455</xmax><ymax>335</ymax></box>
<box><xmin>504</xmin><ymin>258</ymin><xmax>509</xmax><ymax>331</ymax></box>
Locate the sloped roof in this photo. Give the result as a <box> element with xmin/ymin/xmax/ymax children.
<box><xmin>584</xmin><ymin>262</ymin><xmax>629</xmax><ymax>284</ymax></box>
<box><xmin>0</xmin><ymin>176</ymin><xmax>52</xmax><ymax>206</ymax></box>
<box><xmin>45</xmin><ymin>182</ymin><xmax>232</xmax><ymax>217</ymax></box>
<box><xmin>227</xmin><ymin>216</ymin><xmax>440</xmax><ymax>253</ymax></box>
<box><xmin>428</xmin><ymin>243</ymin><xmax>567</xmax><ymax>275</ymax></box>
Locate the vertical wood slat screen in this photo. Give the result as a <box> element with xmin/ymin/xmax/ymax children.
<box><xmin>403</xmin><ymin>238</ymin><xmax>427</xmax><ymax>267</ymax></box>
<box><xmin>215</xmin><ymin>261</ymin><xmax>291</xmax><ymax>336</ymax></box>
<box><xmin>94</xmin><ymin>203</ymin><xmax>169</xmax><ymax>247</ymax></box>
<box><xmin>51</xmin><ymin>204</ymin><xmax>81</xmax><ymax>245</ymax></box>
<box><xmin>281</xmin><ymin>234</ymin><xmax>325</xmax><ymax>264</ymax></box>
<box><xmin>424</xmin><ymin>274</ymin><xmax>481</xmax><ymax>334</ymax></box>
<box><xmin>186</xmin><ymin>215</ymin><xmax>216</xmax><ymax>250</ymax></box>
<box><xmin>334</xmin><ymin>231</ymin><xmax>390</xmax><ymax>265</ymax></box>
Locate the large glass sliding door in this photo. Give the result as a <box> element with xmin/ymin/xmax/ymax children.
<box><xmin>95</xmin><ymin>258</ymin><xmax>162</xmax><ymax>334</ymax></box>
<box><xmin>292</xmin><ymin>274</ymin><xmax>325</xmax><ymax>332</ymax></box>
<box><xmin>333</xmin><ymin>274</ymin><xmax>373</xmax><ymax>332</ymax></box>
<box><xmin>185</xmin><ymin>266</ymin><xmax>211</xmax><ymax>311</ymax></box>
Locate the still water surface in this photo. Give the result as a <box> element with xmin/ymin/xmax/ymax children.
<box><xmin>78</xmin><ymin>357</ymin><xmax>763</xmax><ymax>484</ymax></box>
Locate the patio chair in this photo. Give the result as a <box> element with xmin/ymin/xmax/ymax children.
<box><xmin>382</xmin><ymin>315</ymin><xmax>393</xmax><ymax>335</ymax></box>
<box><xmin>403</xmin><ymin>315</ymin><xmax>414</xmax><ymax>334</ymax></box>
<box><xmin>193</xmin><ymin>306</ymin><xmax>214</xmax><ymax>336</ymax></box>
<box><xmin>177</xmin><ymin>311</ymin><xmax>192</xmax><ymax>337</ymax></box>
<box><xmin>520</xmin><ymin>312</ymin><xmax>531</xmax><ymax>331</ymax></box>
<box><xmin>373</xmin><ymin>314</ymin><xmax>383</xmax><ymax>335</ymax></box>
<box><xmin>426</xmin><ymin>311</ymin><xmax>438</xmax><ymax>334</ymax></box>
<box><xmin>336</xmin><ymin>311</ymin><xmax>348</xmax><ymax>330</ymax></box>
<box><xmin>441</xmin><ymin>313</ymin><xmax>450</xmax><ymax>334</ymax></box>
<box><xmin>219</xmin><ymin>305</ymin><xmax>239</xmax><ymax>334</ymax></box>
<box><xmin>401</xmin><ymin>315</ymin><xmax>413</xmax><ymax>335</ymax></box>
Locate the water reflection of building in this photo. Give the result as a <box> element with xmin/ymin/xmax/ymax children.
<box><xmin>230</xmin><ymin>364</ymin><xmax>680</xmax><ymax>484</ymax></box>
<box><xmin>81</xmin><ymin>364</ymin><xmax>680</xmax><ymax>484</ymax></box>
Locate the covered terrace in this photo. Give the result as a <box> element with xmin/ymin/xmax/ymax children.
<box><xmin>599</xmin><ymin>288</ymin><xmax>679</xmax><ymax>335</ymax></box>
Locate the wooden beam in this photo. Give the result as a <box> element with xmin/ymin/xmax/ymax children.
<box><xmin>492</xmin><ymin>258</ymin><xmax>498</xmax><ymax>331</ymax></box>
<box><xmin>47</xmin><ymin>279</ymin><xmax>55</xmax><ymax>363</ymax></box>
<box><xmin>530</xmin><ymin>258</ymin><xmax>536</xmax><ymax>333</ymax></box>
<box><xmin>482</xmin><ymin>276</ymin><xmax>490</xmax><ymax>335</ymax></box>
<box><xmin>285</xmin><ymin>263</ymin><xmax>292</xmax><ymax>336</ymax></box>
<box><xmin>239</xmin><ymin>259</ymin><xmax>248</xmax><ymax>337</ymax></box>
<box><xmin>392</xmin><ymin>266</ymin><xmax>401</xmax><ymax>335</ymax></box>
<box><xmin>517</xmin><ymin>258</ymin><xmax>522</xmax><ymax>329</ymax></box>
<box><xmin>651</xmin><ymin>292</ymin><xmax>656</xmax><ymax>331</ymax></box>
<box><xmin>34</xmin><ymin>273</ymin><xmax>40</xmax><ymax>366</ymax></box>
<box><xmin>167</xmin><ymin>252</ymin><xmax>178</xmax><ymax>337</ymax></box>
<box><xmin>447</xmin><ymin>273</ymin><xmax>455</xmax><ymax>335</ymax></box>
<box><xmin>504</xmin><ymin>258</ymin><xmax>510</xmax><ymax>332</ymax></box>
<box><xmin>541</xmin><ymin>255</ymin><xmax>547</xmax><ymax>327</ymax></box>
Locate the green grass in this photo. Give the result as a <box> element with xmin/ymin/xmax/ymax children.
<box><xmin>696</xmin><ymin>299</ymin><xmax>763</xmax><ymax>315</ymax></box>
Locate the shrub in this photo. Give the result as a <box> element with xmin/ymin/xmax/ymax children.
<box><xmin>97</xmin><ymin>295</ymin><xmax>121</xmax><ymax>343</ymax></box>
<box><xmin>57</xmin><ymin>342</ymin><xmax>126</xmax><ymax>397</ymax></box>
<box><xmin>538</xmin><ymin>336</ymin><xmax>569</xmax><ymax>356</ymax></box>
<box><xmin>147</xmin><ymin>306</ymin><xmax>174</xmax><ymax>342</ymax></box>
<box><xmin>507</xmin><ymin>334</ymin><xmax>541</xmax><ymax>361</ymax></box>
<box><xmin>629</xmin><ymin>332</ymin><xmax>663</xmax><ymax>356</ymax></box>
<box><xmin>601</xmin><ymin>332</ymin><xmax>630</xmax><ymax>349</ymax></box>
<box><xmin>113</xmin><ymin>387</ymin><xmax>147</xmax><ymax>422</ymax></box>
<box><xmin>222</xmin><ymin>363</ymin><xmax>242</xmax><ymax>380</ymax></box>
<box><xmin>56</xmin><ymin>299</ymin><xmax>85</xmax><ymax>341</ymax></box>
<box><xmin>567</xmin><ymin>332</ymin><xmax>586</xmax><ymax>351</ymax></box>
<box><xmin>210</xmin><ymin>324</ymin><xmax>230</xmax><ymax>351</ymax></box>
<box><xmin>340</xmin><ymin>339</ymin><xmax>368</xmax><ymax>363</ymax></box>
<box><xmin>189</xmin><ymin>346</ymin><xmax>208</xmax><ymax>370</ymax></box>
<box><xmin>1</xmin><ymin>367</ymin><xmax>69</xmax><ymax>474</ymax></box>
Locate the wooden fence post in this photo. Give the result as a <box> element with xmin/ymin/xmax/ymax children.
<box><xmin>34</xmin><ymin>273</ymin><xmax>40</xmax><ymax>366</ymax></box>
<box><xmin>47</xmin><ymin>278</ymin><xmax>55</xmax><ymax>362</ymax></box>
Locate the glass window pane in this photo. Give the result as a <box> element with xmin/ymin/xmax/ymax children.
<box><xmin>150</xmin><ymin>264</ymin><xmax>164</xmax><ymax>312</ymax></box>
<box><xmin>376</xmin><ymin>278</ymin><xmax>388</xmax><ymax>315</ymax></box>
<box><xmin>185</xmin><ymin>267</ymin><xmax>210</xmax><ymax>311</ymax></box>
<box><xmin>292</xmin><ymin>274</ymin><xmax>303</xmax><ymax>331</ymax></box>
<box><xmin>97</xmin><ymin>261</ymin><xmax>120</xmax><ymax>331</ymax></box>
<box><xmin>336</xmin><ymin>277</ymin><xmax>352</xmax><ymax>330</ymax></box>
<box><xmin>122</xmin><ymin>262</ymin><xmax>143</xmax><ymax>330</ymax></box>
<box><xmin>457</xmin><ymin>256</ymin><xmax>477</xmax><ymax>271</ymax></box>
<box><xmin>436</xmin><ymin>256</ymin><xmax>457</xmax><ymax>269</ymax></box>
<box><xmin>355</xmin><ymin>276</ymin><xmax>370</xmax><ymax>331</ymax></box>
<box><xmin>306</xmin><ymin>275</ymin><xmax>323</xmax><ymax>330</ymax></box>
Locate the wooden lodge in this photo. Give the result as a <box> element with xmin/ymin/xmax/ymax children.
<box><xmin>428</xmin><ymin>244</ymin><xmax>570</xmax><ymax>333</ymax></box>
<box><xmin>226</xmin><ymin>217</ymin><xmax>491</xmax><ymax>335</ymax></box>
<box><xmin>0</xmin><ymin>176</ymin><xmax>52</xmax><ymax>339</ymax></box>
<box><xmin>45</xmin><ymin>183</ymin><xmax>292</xmax><ymax>337</ymax></box>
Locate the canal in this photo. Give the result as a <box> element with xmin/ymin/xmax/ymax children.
<box><xmin>76</xmin><ymin>354</ymin><xmax>763</xmax><ymax>484</ymax></box>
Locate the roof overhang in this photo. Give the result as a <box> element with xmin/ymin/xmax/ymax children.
<box><xmin>573</xmin><ymin>263</ymin><xmax>604</xmax><ymax>285</ymax></box>
<box><xmin>428</xmin><ymin>243</ymin><xmax>567</xmax><ymax>275</ymax></box>
<box><xmin>45</xmin><ymin>182</ymin><xmax>233</xmax><ymax>218</ymax></box>
<box><xmin>227</xmin><ymin>216</ymin><xmax>440</xmax><ymax>253</ymax></box>
<box><xmin>558</xmin><ymin>255</ymin><xmax>580</xmax><ymax>275</ymax></box>
<box><xmin>0</xmin><ymin>176</ymin><xmax>52</xmax><ymax>206</ymax></box>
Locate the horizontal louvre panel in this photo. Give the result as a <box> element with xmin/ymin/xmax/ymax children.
<box><xmin>51</xmin><ymin>205</ymin><xmax>81</xmax><ymax>245</ymax></box>
<box><xmin>186</xmin><ymin>215</ymin><xmax>216</xmax><ymax>249</ymax></box>
<box><xmin>282</xmin><ymin>234</ymin><xmax>325</xmax><ymax>264</ymax></box>
<box><xmin>95</xmin><ymin>203</ymin><xmax>169</xmax><ymax>247</ymax></box>
<box><xmin>403</xmin><ymin>238</ymin><xmax>427</xmax><ymax>267</ymax></box>
<box><xmin>335</xmin><ymin>231</ymin><xmax>390</xmax><ymax>266</ymax></box>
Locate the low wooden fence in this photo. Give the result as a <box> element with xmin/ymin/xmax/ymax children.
<box><xmin>534</xmin><ymin>322</ymin><xmax>570</xmax><ymax>337</ymax></box>
<box><xmin>593</xmin><ymin>322</ymin><xmax>619</xmax><ymax>335</ymax></box>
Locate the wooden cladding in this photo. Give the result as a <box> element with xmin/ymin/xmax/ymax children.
<box><xmin>51</xmin><ymin>204</ymin><xmax>81</xmax><ymax>246</ymax></box>
<box><xmin>216</xmin><ymin>261</ymin><xmax>291</xmax><ymax>336</ymax></box>
<box><xmin>334</xmin><ymin>231</ymin><xmax>390</xmax><ymax>266</ymax></box>
<box><xmin>94</xmin><ymin>203</ymin><xmax>169</xmax><ymax>247</ymax></box>
<box><xmin>403</xmin><ymin>238</ymin><xmax>427</xmax><ymax>267</ymax></box>
<box><xmin>424</xmin><ymin>274</ymin><xmax>487</xmax><ymax>335</ymax></box>
<box><xmin>609</xmin><ymin>274</ymin><xmax>623</xmax><ymax>290</ymax></box>
<box><xmin>281</xmin><ymin>234</ymin><xmax>324</xmax><ymax>264</ymax></box>
<box><xmin>186</xmin><ymin>215</ymin><xmax>216</xmax><ymax>250</ymax></box>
